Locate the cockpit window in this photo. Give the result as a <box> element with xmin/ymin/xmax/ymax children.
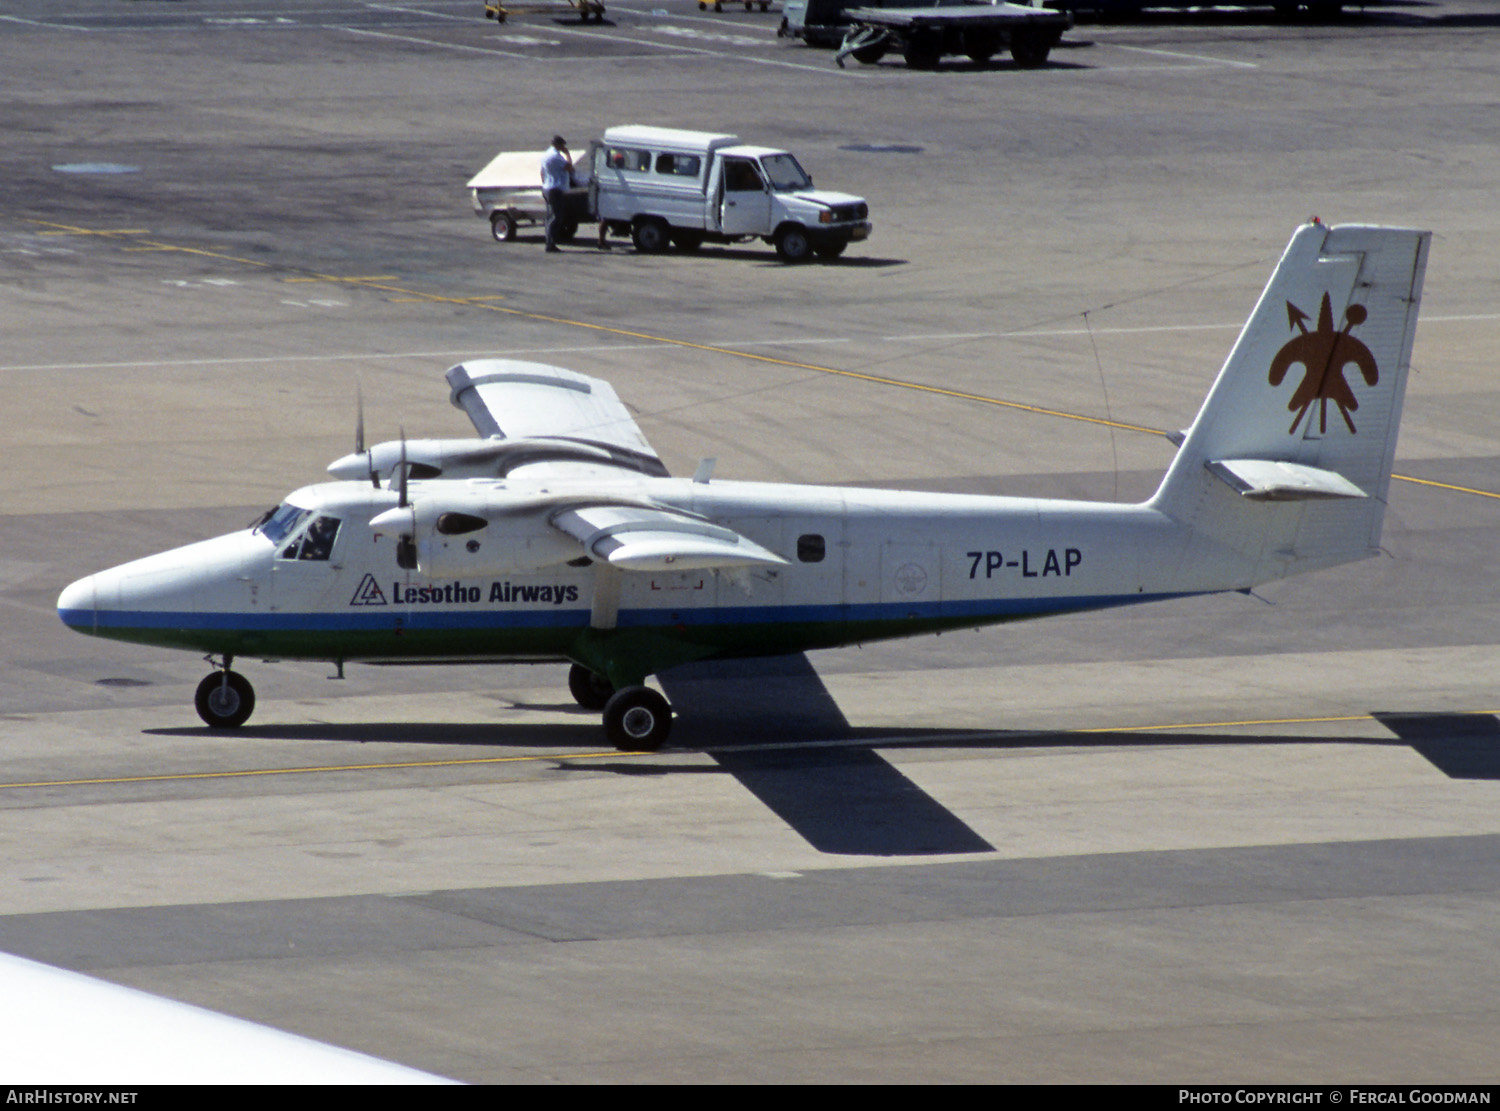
<box><xmin>275</xmin><ymin>515</ymin><xmax>342</xmax><ymax>561</ymax></box>
<box><xmin>259</xmin><ymin>503</ymin><xmax>311</xmax><ymax>545</ymax></box>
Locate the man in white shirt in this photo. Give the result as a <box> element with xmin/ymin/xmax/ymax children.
<box><xmin>540</xmin><ymin>135</ymin><xmax>573</xmax><ymax>253</ymax></box>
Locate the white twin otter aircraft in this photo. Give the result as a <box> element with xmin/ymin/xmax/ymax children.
<box><xmin>58</xmin><ymin>222</ymin><xmax>1430</xmax><ymax>750</ymax></box>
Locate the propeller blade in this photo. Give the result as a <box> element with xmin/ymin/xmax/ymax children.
<box><xmin>357</xmin><ymin>382</ymin><xmax>379</xmax><ymax>488</ymax></box>
<box><xmin>355</xmin><ymin>381</ymin><xmax>365</xmax><ymax>454</ymax></box>
<box><xmin>398</xmin><ymin>427</ymin><xmax>409</xmax><ymax>509</ymax></box>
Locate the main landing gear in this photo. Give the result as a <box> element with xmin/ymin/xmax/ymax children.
<box><xmin>189</xmin><ymin>657</ymin><xmax>671</xmax><ymax>749</ymax></box>
<box><xmin>567</xmin><ymin>663</ymin><xmax>673</xmax><ymax>752</ymax></box>
<box><xmin>195</xmin><ymin>659</ymin><xmax>255</xmax><ymax>729</ymax></box>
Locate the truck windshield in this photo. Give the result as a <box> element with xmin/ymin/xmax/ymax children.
<box><xmin>761</xmin><ymin>154</ymin><xmax>812</xmax><ymax>192</ymax></box>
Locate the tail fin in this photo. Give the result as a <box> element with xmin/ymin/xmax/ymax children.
<box><xmin>1150</xmin><ymin>221</ymin><xmax>1430</xmax><ymax>588</ymax></box>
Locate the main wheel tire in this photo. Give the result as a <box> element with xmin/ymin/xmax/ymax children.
<box><xmin>813</xmin><ymin>238</ymin><xmax>847</xmax><ymax>260</ymax></box>
<box><xmin>491</xmin><ymin>212</ymin><xmax>517</xmax><ymax>242</ymax></box>
<box><xmin>851</xmin><ymin>42</ymin><xmax>887</xmax><ymax>64</ymax></box>
<box><xmin>774</xmin><ymin>225</ymin><xmax>812</xmax><ymax>263</ymax></box>
<box><xmin>556</xmin><ymin>219</ymin><xmax>578</xmax><ymax>244</ymax></box>
<box><xmin>632</xmin><ymin>219</ymin><xmax>670</xmax><ymax>254</ymax></box>
<box><xmin>194</xmin><ymin>670</ymin><xmax>255</xmax><ymax>729</ymax></box>
<box><xmin>603</xmin><ymin>687</ymin><xmax>673</xmax><ymax>751</ymax></box>
<box><xmin>568</xmin><ymin>664</ymin><xmax>615</xmax><ymax>711</ymax></box>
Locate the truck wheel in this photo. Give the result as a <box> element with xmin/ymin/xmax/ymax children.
<box><xmin>962</xmin><ymin>29</ymin><xmax>1000</xmax><ymax>64</ymax></box>
<box><xmin>490</xmin><ymin>212</ymin><xmax>517</xmax><ymax>242</ymax></box>
<box><xmin>632</xmin><ymin>219</ymin><xmax>670</xmax><ymax>254</ymax></box>
<box><xmin>814</xmin><ymin>239</ymin><xmax>847</xmax><ymax>261</ymax></box>
<box><xmin>775</xmin><ymin>226</ymin><xmax>812</xmax><ymax>263</ymax></box>
<box><xmin>1010</xmin><ymin>33</ymin><xmax>1052</xmax><ymax>68</ymax></box>
<box><xmin>557</xmin><ymin>219</ymin><xmax>578</xmax><ymax>244</ymax></box>
<box><xmin>903</xmin><ymin>32</ymin><xmax>942</xmax><ymax>69</ymax></box>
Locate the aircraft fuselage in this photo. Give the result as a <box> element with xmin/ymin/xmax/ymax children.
<box><xmin>57</xmin><ymin>475</ymin><xmax>1199</xmax><ymax>673</ymax></box>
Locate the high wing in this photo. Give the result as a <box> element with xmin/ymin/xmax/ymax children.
<box><xmin>364</xmin><ymin>362</ymin><xmax>786</xmax><ymax>577</ymax></box>
<box><xmin>446</xmin><ymin>360</ymin><xmax>669</xmax><ymax>479</ymax></box>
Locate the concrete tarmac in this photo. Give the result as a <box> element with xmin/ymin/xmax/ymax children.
<box><xmin>2</xmin><ymin>0</ymin><xmax>1499</xmax><ymax>1084</ymax></box>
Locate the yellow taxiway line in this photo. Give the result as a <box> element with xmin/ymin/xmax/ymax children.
<box><xmin>3</xmin><ymin>709</ymin><xmax>1490</xmax><ymax>792</ymax></box>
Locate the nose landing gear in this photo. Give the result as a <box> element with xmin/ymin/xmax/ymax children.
<box><xmin>194</xmin><ymin>659</ymin><xmax>255</xmax><ymax>729</ymax></box>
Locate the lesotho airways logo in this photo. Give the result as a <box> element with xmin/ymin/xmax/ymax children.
<box><xmin>1268</xmin><ymin>294</ymin><xmax>1379</xmax><ymax>435</ymax></box>
<box><xmin>349</xmin><ymin>574</ymin><xmax>388</xmax><ymax>606</ymax></box>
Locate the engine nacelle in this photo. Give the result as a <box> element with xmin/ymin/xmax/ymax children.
<box><xmin>416</xmin><ymin>509</ymin><xmax>581</xmax><ymax>577</ymax></box>
<box><xmin>370</xmin><ymin>497</ymin><xmax>583</xmax><ymax>577</ymax></box>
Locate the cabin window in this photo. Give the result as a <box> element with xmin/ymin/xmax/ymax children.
<box><xmin>656</xmin><ymin>153</ymin><xmax>701</xmax><ymax>178</ymax></box>
<box><xmin>604</xmin><ymin>147</ymin><xmax>651</xmax><ymax>173</ymax></box>
<box><xmin>797</xmin><ymin>534</ymin><xmax>825</xmax><ymax>563</ymax></box>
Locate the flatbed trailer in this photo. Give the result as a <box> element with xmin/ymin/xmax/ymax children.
<box><xmin>483</xmin><ymin>0</ymin><xmax>606</xmax><ymax>23</ymax></box>
<box><xmin>834</xmin><ymin>1</ymin><xmax>1070</xmax><ymax>68</ymax></box>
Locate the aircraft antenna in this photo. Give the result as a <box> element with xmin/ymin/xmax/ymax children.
<box><xmin>1082</xmin><ymin>310</ymin><xmax>1121</xmax><ymax>502</ymax></box>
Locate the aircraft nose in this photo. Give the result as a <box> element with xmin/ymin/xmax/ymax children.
<box><xmin>57</xmin><ymin>575</ymin><xmax>97</xmax><ymax>632</ymax></box>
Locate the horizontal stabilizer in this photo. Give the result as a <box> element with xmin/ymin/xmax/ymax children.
<box><xmin>552</xmin><ymin>505</ymin><xmax>788</xmax><ymax>572</ymax></box>
<box><xmin>1205</xmin><ymin>459</ymin><xmax>1368</xmax><ymax>501</ymax></box>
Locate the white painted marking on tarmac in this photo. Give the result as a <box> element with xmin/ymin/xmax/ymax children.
<box><xmin>654</xmin><ymin>25</ymin><xmax>767</xmax><ymax>48</ymax></box>
<box><xmin>489</xmin><ymin>34</ymin><xmax>563</xmax><ymax>45</ymax></box>
<box><xmin>542</xmin><ymin>22</ymin><xmax>866</xmax><ymax>75</ymax></box>
<box><xmin>882</xmin><ymin>322</ymin><xmax>1245</xmax><ymax>343</ymax></box>
<box><xmin>1108</xmin><ymin>43</ymin><xmax>1258</xmax><ymax>70</ymax></box>
<box><xmin>334</xmin><ymin>24</ymin><xmax>536</xmax><ymax>58</ymax></box>
<box><xmin>364</xmin><ymin>2</ymin><xmax>476</xmax><ymax>20</ymax></box>
<box><xmin>6</xmin><ymin>314</ymin><xmax>1496</xmax><ymax>376</ymax></box>
<box><xmin>0</xmin><ymin>15</ymin><xmax>87</xmax><ymax>31</ymax></box>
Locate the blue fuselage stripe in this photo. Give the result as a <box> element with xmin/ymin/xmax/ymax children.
<box><xmin>58</xmin><ymin>592</ymin><xmax>1193</xmax><ymax>634</ymax></box>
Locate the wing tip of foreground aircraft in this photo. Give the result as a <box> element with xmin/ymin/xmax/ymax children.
<box><xmin>1</xmin><ymin>952</ymin><xmax>456</xmax><ymax>1085</ymax></box>
<box><xmin>57</xmin><ymin>220</ymin><xmax>1430</xmax><ymax>751</ymax></box>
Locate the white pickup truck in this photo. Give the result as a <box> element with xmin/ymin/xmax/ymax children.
<box><xmin>590</xmin><ymin>125</ymin><xmax>872</xmax><ymax>262</ymax></box>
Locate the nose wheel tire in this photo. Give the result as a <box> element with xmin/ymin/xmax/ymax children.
<box><xmin>603</xmin><ymin>686</ymin><xmax>672</xmax><ymax>751</ymax></box>
<box><xmin>567</xmin><ymin>663</ymin><xmax>616</xmax><ymax>710</ymax></box>
<box><xmin>194</xmin><ymin>670</ymin><xmax>255</xmax><ymax>729</ymax></box>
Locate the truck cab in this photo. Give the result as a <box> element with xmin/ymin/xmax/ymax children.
<box><xmin>591</xmin><ymin>125</ymin><xmax>872</xmax><ymax>262</ymax></box>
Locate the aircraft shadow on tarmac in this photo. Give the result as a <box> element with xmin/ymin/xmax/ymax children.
<box><xmin>144</xmin><ymin>659</ymin><xmax>1500</xmax><ymax>858</ymax></box>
